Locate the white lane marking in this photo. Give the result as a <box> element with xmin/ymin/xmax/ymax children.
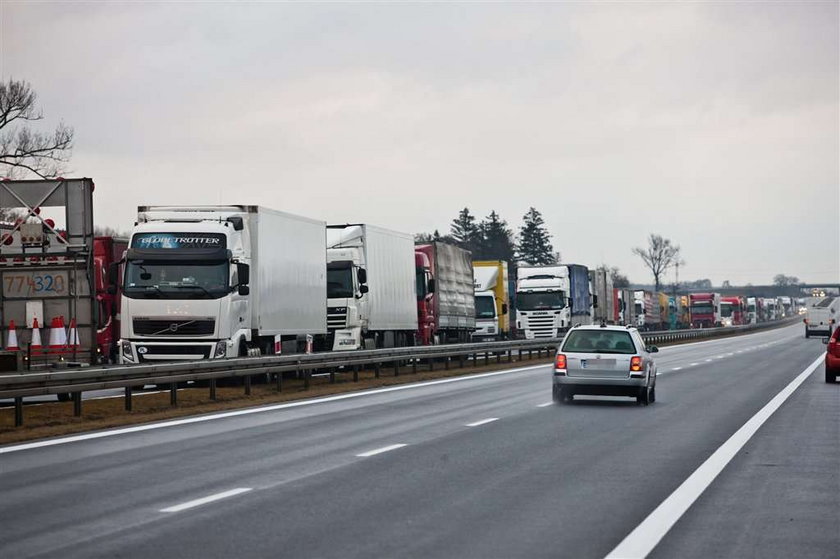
<box><xmin>160</xmin><ymin>488</ymin><xmax>252</xmax><ymax>513</ymax></box>
<box><xmin>689</xmin><ymin>363</ymin><xmax>699</xmax><ymax>367</ymax></box>
<box><xmin>605</xmin><ymin>353</ymin><xmax>824</xmax><ymax>559</ymax></box>
<box><xmin>671</xmin><ymin>367</ymin><xmax>683</xmax><ymax>371</ymax></box>
<box><xmin>0</xmin><ymin>363</ymin><xmax>551</xmax><ymax>454</ymax></box>
<box><xmin>537</xmin><ymin>402</ymin><xmax>554</xmax><ymax>407</ymax></box>
<box><xmin>465</xmin><ymin>417</ymin><xmax>499</xmax><ymax>427</ymax></box>
<box><xmin>715</xmin><ymin>356</ymin><xmax>725</xmax><ymax>359</ymax></box>
<box><xmin>705</xmin><ymin>359</ymin><xmax>714</xmax><ymax>362</ymax></box>
<box><xmin>356</xmin><ymin>444</ymin><xmax>407</xmax><ymax>457</ymax></box>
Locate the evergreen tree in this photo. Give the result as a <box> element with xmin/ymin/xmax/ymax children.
<box><xmin>478</xmin><ymin>210</ymin><xmax>515</xmax><ymax>262</ymax></box>
<box><xmin>449</xmin><ymin>207</ymin><xmax>481</xmax><ymax>253</ymax></box>
<box><xmin>517</xmin><ymin>207</ymin><xmax>556</xmax><ymax>265</ymax></box>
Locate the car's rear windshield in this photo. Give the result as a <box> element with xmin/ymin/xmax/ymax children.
<box><xmin>562</xmin><ymin>330</ymin><xmax>637</xmax><ymax>354</ymax></box>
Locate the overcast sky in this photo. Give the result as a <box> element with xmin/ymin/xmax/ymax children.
<box><xmin>1</xmin><ymin>1</ymin><xmax>837</xmax><ymax>285</ymax></box>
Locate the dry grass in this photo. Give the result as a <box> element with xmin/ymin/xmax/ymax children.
<box><xmin>0</xmin><ymin>354</ymin><xmax>553</xmax><ymax>445</ymax></box>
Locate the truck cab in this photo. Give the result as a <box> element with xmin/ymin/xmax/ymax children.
<box><xmin>472</xmin><ymin>261</ymin><xmax>509</xmax><ymax>341</ymax></box>
<box><xmin>516</xmin><ymin>270</ymin><xmax>569</xmax><ymax>339</ymax></box>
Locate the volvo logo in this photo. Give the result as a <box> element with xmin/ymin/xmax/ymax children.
<box><xmin>169</xmin><ymin>323</ymin><xmax>179</xmax><ymax>332</ymax></box>
<box><xmin>137</xmin><ymin>347</ymin><xmax>148</xmax><ymax>354</ymax></box>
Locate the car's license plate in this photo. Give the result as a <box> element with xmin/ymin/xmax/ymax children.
<box><xmin>587</xmin><ymin>359</ymin><xmax>616</xmax><ymax>366</ymax></box>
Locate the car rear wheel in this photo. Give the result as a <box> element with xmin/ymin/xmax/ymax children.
<box><xmin>637</xmin><ymin>386</ymin><xmax>652</xmax><ymax>405</ymax></box>
<box><xmin>826</xmin><ymin>367</ymin><xmax>838</xmax><ymax>384</ymax></box>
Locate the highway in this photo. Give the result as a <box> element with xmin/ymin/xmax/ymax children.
<box><xmin>1</xmin><ymin>323</ymin><xmax>836</xmax><ymax>558</ymax></box>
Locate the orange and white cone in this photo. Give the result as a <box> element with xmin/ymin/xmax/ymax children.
<box><xmin>48</xmin><ymin>316</ymin><xmax>67</xmax><ymax>352</ymax></box>
<box><xmin>67</xmin><ymin>318</ymin><xmax>80</xmax><ymax>349</ymax></box>
<box><xmin>30</xmin><ymin>318</ymin><xmax>43</xmax><ymax>350</ymax></box>
<box><xmin>6</xmin><ymin>320</ymin><xmax>19</xmax><ymax>351</ymax></box>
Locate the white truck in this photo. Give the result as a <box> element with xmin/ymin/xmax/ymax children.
<box><xmin>117</xmin><ymin>206</ymin><xmax>327</xmax><ymax>363</ymax></box>
<box><xmin>472</xmin><ymin>261</ymin><xmax>509</xmax><ymax>341</ymax></box>
<box><xmin>804</xmin><ymin>296</ymin><xmax>838</xmax><ymax>338</ymax></box>
<box><xmin>327</xmin><ymin>224</ymin><xmax>417</xmax><ymax>350</ymax></box>
<box><xmin>515</xmin><ymin>264</ymin><xmax>591</xmax><ymax>339</ymax></box>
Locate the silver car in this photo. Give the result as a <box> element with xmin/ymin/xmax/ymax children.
<box><xmin>553</xmin><ymin>324</ymin><xmax>658</xmax><ymax>405</ymax></box>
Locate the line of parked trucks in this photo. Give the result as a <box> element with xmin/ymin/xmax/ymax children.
<box><xmin>0</xmin><ymin>179</ymin><xmax>807</xmax><ymax>371</ymax></box>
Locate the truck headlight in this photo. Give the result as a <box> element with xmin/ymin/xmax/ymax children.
<box><xmin>121</xmin><ymin>341</ymin><xmax>133</xmax><ymax>361</ymax></box>
<box><xmin>214</xmin><ymin>340</ymin><xmax>227</xmax><ymax>358</ymax></box>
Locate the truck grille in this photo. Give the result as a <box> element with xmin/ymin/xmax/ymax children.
<box><xmin>136</xmin><ymin>344</ymin><xmax>212</xmax><ymax>362</ymax></box>
<box><xmin>133</xmin><ymin>319</ymin><xmax>215</xmax><ymax>336</ymax></box>
<box><xmin>327</xmin><ymin>307</ymin><xmax>347</xmax><ymax>330</ymax></box>
<box><xmin>524</xmin><ymin>315</ymin><xmax>556</xmax><ymax>338</ymax></box>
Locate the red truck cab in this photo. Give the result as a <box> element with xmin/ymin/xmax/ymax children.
<box><xmin>93</xmin><ymin>236</ymin><xmax>127</xmax><ymax>362</ymax></box>
<box><xmin>720</xmin><ymin>296</ymin><xmax>746</xmax><ymax>326</ymax></box>
<box><xmin>415</xmin><ymin>250</ymin><xmax>435</xmax><ymax>345</ymax></box>
<box><xmin>689</xmin><ymin>292</ymin><xmax>721</xmax><ymax>328</ymax></box>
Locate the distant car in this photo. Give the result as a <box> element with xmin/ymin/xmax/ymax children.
<box><xmin>553</xmin><ymin>324</ymin><xmax>658</xmax><ymax>405</ymax></box>
<box><xmin>823</xmin><ymin>328</ymin><xmax>840</xmax><ymax>383</ymax></box>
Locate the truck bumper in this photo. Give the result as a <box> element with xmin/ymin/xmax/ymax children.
<box><xmin>330</xmin><ymin>327</ymin><xmax>362</xmax><ymax>351</ymax></box>
<box><xmin>119</xmin><ymin>339</ymin><xmax>229</xmax><ymax>364</ymax></box>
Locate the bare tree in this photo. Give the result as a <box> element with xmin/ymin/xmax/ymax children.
<box><xmin>632</xmin><ymin>234</ymin><xmax>682</xmax><ymax>292</ymax></box>
<box><xmin>0</xmin><ymin>79</ymin><xmax>74</xmax><ymax>179</ymax></box>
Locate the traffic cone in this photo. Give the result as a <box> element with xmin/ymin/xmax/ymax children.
<box><xmin>6</xmin><ymin>320</ymin><xmax>19</xmax><ymax>351</ymax></box>
<box><xmin>67</xmin><ymin>318</ymin><xmax>80</xmax><ymax>349</ymax></box>
<box><xmin>30</xmin><ymin>318</ymin><xmax>43</xmax><ymax>350</ymax></box>
<box><xmin>48</xmin><ymin>316</ymin><xmax>67</xmax><ymax>352</ymax></box>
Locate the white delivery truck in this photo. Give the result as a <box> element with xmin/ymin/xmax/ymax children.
<box><xmin>804</xmin><ymin>296</ymin><xmax>838</xmax><ymax>338</ymax></box>
<box><xmin>117</xmin><ymin>206</ymin><xmax>326</xmax><ymax>363</ymax></box>
<box><xmin>327</xmin><ymin>224</ymin><xmax>417</xmax><ymax>350</ymax></box>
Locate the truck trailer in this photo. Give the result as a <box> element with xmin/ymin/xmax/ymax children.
<box><xmin>415</xmin><ymin>242</ymin><xmax>475</xmax><ymax>344</ymax></box>
<box><xmin>472</xmin><ymin>260</ymin><xmax>510</xmax><ymax>341</ymax></box>
<box><xmin>516</xmin><ymin>264</ymin><xmax>591</xmax><ymax>339</ymax></box>
<box><xmin>118</xmin><ymin>206</ymin><xmax>327</xmax><ymax>363</ymax></box>
<box><xmin>327</xmin><ymin>224</ymin><xmax>417</xmax><ymax>350</ymax></box>
<box><xmin>589</xmin><ymin>268</ymin><xmax>615</xmax><ymax>324</ymax></box>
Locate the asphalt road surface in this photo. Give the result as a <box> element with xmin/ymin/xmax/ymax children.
<box><xmin>1</xmin><ymin>323</ymin><xmax>836</xmax><ymax>558</ymax></box>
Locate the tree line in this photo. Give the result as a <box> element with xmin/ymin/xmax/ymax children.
<box><xmin>416</xmin><ymin>207</ymin><xmax>558</xmax><ymax>266</ymax></box>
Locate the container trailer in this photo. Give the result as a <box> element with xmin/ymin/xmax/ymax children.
<box><xmin>415</xmin><ymin>242</ymin><xmax>475</xmax><ymax>344</ymax></box>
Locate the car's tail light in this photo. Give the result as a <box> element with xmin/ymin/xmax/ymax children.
<box><xmin>555</xmin><ymin>354</ymin><xmax>567</xmax><ymax>370</ymax></box>
<box><xmin>630</xmin><ymin>356</ymin><xmax>642</xmax><ymax>372</ymax></box>
<box><xmin>803</xmin><ymin>318</ymin><xmax>808</xmax><ymax>324</ymax></box>
<box><xmin>829</xmin><ymin>339</ymin><xmax>840</xmax><ymax>358</ymax></box>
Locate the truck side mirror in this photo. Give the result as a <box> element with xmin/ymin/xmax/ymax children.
<box><xmin>106</xmin><ymin>285</ymin><xmax>117</xmax><ymax>295</ymax></box>
<box><xmin>427</xmin><ymin>278</ymin><xmax>436</xmax><ymax>293</ymax></box>
<box><xmin>568</xmin><ymin>298</ymin><xmax>573</xmax><ymax>308</ymax></box>
<box><xmin>593</xmin><ymin>295</ymin><xmax>598</xmax><ymax>308</ymax></box>
<box><xmin>238</xmin><ymin>285</ymin><xmax>250</xmax><ymax>296</ymax></box>
<box><xmin>358</xmin><ymin>267</ymin><xmax>368</xmax><ymax>284</ymax></box>
<box><xmin>237</xmin><ymin>262</ymin><xmax>250</xmax><ymax>286</ymax></box>
<box><xmin>359</xmin><ymin>284</ymin><xmax>369</xmax><ymax>295</ymax></box>
<box><xmin>502</xmin><ymin>303</ymin><xmax>508</xmax><ymax>315</ymax></box>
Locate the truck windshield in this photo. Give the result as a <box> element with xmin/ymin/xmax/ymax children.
<box><xmin>327</xmin><ymin>263</ymin><xmax>354</xmax><ymax>299</ymax></box>
<box><xmin>747</xmin><ymin>304</ymin><xmax>756</xmax><ymax>312</ymax></box>
<box><xmin>516</xmin><ymin>292</ymin><xmax>565</xmax><ymax>310</ymax></box>
<box><xmin>634</xmin><ymin>303</ymin><xmax>643</xmax><ymax>314</ymax></box>
<box><xmin>691</xmin><ymin>304</ymin><xmax>714</xmax><ymax>314</ymax></box>
<box><xmin>124</xmin><ymin>260</ymin><xmax>229</xmax><ymax>299</ymax></box>
<box><xmin>720</xmin><ymin>303</ymin><xmax>733</xmax><ymax>317</ymax></box>
<box><xmin>475</xmin><ymin>295</ymin><xmax>496</xmax><ymax>318</ymax></box>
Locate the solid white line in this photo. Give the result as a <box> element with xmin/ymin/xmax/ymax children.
<box><xmin>605</xmin><ymin>353</ymin><xmax>823</xmax><ymax>559</ymax></box>
<box><xmin>0</xmin><ymin>363</ymin><xmax>551</xmax><ymax>455</ymax></box>
<box><xmin>465</xmin><ymin>417</ymin><xmax>499</xmax><ymax>427</ymax></box>
<box><xmin>160</xmin><ymin>488</ymin><xmax>252</xmax><ymax>513</ymax></box>
<box><xmin>537</xmin><ymin>402</ymin><xmax>554</xmax><ymax>407</ymax></box>
<box><xmin>356</xmin><ymin>443</ymin><xmax>407</xmax><ymax>457</ymax></box>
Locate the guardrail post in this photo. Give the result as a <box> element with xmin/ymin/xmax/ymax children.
<box><xmin>496</xmin><ymin>352</ymin><xmax>501</xmax><ymax>364</ymax></box>
<box><xmin>124</xmin><ymin>387</ymin><xmax>132</xmax><ymax>412</ymax></box>
<box><xmin>528</xmin><ymin>349</ymin><xmax>532</xmax><ymax>360</ymax></box>
<box><xmin>73</xmin><ymin>392</ymin><xmax>82</xmax><ymax>417</ymax></box>
<box><xmin>507</xmin><ymin>350</ymin><xmax>512</xmax><ymax>363</ymax></box>
<box><xmin>275</xmin><ymin>371</ymin><xmax>282</xmax><ymax>392</ymax></box>
<box><xmin>472</xmin><ymin>353</ymin><xmax>477</xmax><ymax>367</ymax></box>
<box><xmin>170</xmin><ymin>384</ymin><xmax>177</xmax><ymax>406</ymax></box>
<box><xmin>394</xmin><ymin>358</ymin><xmax>400</xmax><ymax>376</ymax></box>
<box><xmin>329</xmin><ymin>369</ymin><xmax>336</xmax><ymax>384</ymax></box>
<box><xmin>374</xmin><ymin>362</ymin><xmax>381</xmax><ymax>379</ymax></box>
<box><xmin>14</xmin><ymin>397</ymin><xmax>23</xmax><ymax>427</ymax></box>
<box><xmin>484</xmin><ymin>351</ymin><xmax>489</xmax><ymax>366</ymax></box>
<box><xmin>353</xmin><ymin>365</ymin><xmax>359</xmax><ymax>382</ymax></box>
<box><xmin>412</xmin><ymin>358</ymin><xmax>418</xmax><ymax>374</ymax></box>
<box><xmin>245</xmin><ymin>374</ymin><xmax>252</xmax><ymax>395</ymax></box>
<box><xmin>210</xmin><ymin>378</ymin><xmax>217</xmax><ymax>400</ymax></box>
<box><xmin>304</xmin><ymin>368</ymin><xmax>311</xmax><ymax>390</ymax></box>
<box><xmin>444</xmin><ymin>356</ymin><xmax>449</xmax><ymax>370</ymax></box>
<box><xmin>429</xmin><ymin>357</ymin><xmax>435</xmax><ymax>372</ymax></box>
<box><xmin>459</xmin><ymin>353</ymin><xmax>465</xmax><ymax>368</ymax></box>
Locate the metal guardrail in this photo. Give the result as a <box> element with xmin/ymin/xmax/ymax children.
<box><xmin>0</xmin><ymin>317</ymin><xmax>798</xmax><ymax>427</ymax></box>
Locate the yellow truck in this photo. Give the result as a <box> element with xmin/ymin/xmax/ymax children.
<box><xmin>472</xmin><ymin>261</ymin><xmax>510</xmax><ymax>340</ymax></box>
